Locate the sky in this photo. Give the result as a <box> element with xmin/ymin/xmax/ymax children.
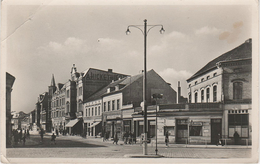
<box><xmin>2</xmin><ymin>0</ymin><xmax>256</xmax><ymax>113</ymax></box>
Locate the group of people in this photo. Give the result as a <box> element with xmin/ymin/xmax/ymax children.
<box><xmin>123</xmin><ymin>131</ymin><xmax>136</xmax><ymax>144</ymax></box>
<box><xmin>12</xmin><ymin>128</ymin><xmax>30</xmax><ymax>145</ymax></box>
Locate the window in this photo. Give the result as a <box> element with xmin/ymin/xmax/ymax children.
<box><xmin>66</xmin><ymin>104</ymin><xmax>70</xmax><ymax>112</ymax></box>
<box><xmin>95</xmin><ymin>107</ymin><xmax>97</xmax><ymax>116</ymax></box>
<box><xmin>79</xmin><ymin>87</ymin><xmax>83</xmax><ymax>96</ymax></box>
<box><xmin>201</xmin><ymin>78</ymin><xmax>204</xmax><ymax>82</ymax></box>
<box><xmin>207</xmin><ymin>76</ymin><xmax>210</xmax><ymax>80</ymax></box>
<box><xmin>108</xmin><ymin>101</ymin><xmax>111</xmax><ymax>111</ymax></box>
<box><xmin>194</xmin><ymin>92</ymin><xmax>198</xmax><ymax>103</ymax></box>
<box><xmin>112</xmin><ymin>100</ymin><xmax>115</xmax><ymax>110</ymax></box>
<box><xmin>60</xmin><ymin>99</ymin><xmax>62</xmax><ymax>106</ymax></box>
<box><xmin>188</xmin><ymin>84</ymin><xmax>191</xmax><ymax>88</ymax></box>
<box><xmin>104</xmin><ymin>102</ymin><xmax>106</xmax><ymax>112</ymax></box>
<box><xmin>117</xmin><ymin>99</ymin><xmax>120</xmax><ymax>110</ymax></box>
<box><xmin>213</xmin><ymin>73</ymin><xmax>217</xmax><ymax>77</ymax></box>
<box><xmin>201</xmin><ymin>90</ymin><xmax>204</xmax><ymax>102</ymax></box>
<box><xmin>98</xmin><ymin>106</ymin><xmax>100</xmax><ymax>115</ymax></box>
<box><xmin>213</xmin><ymin>86</ymin><xmax>217</xmax><ymax>102</ymax></box>
<box><xmin>228</xmin><ymin>114</ymin><xmax>248</xmax><ymax>137</ymax></box>
<box><xmin>206</xmin><ymin>88</ymin><xmax>210</xmax><ymax>102</ymax></box>
<box><xmin>233</xmin><ymin>82</ymin><xmax>243</xmax><ymax>100</ymax></box>
<box><xmin>195</xmin><ymin>81</ymin><xmax>197</xmax><ymax>85</ymax></box>
<box><xmin>66</xmin><ymin>90</ymin><xmax>70</xmax><ymax>98</ymax></box>
<box><xmin>188</xmin><ymin>94</ymin><xmax>191</xmax><ymax>103</ymax></box>
<box><xmin>85</xmin><ymin>109</ymin><xmax>87</xmax><ymax>117</ymax></box>
<box><xmin>189</xmin><ymin>126</ymin><xmax>202</xmax><ymax>136</ymax></box>
<box><xmin>92</xmin><ymin>108</ymin><xmax>94</xmax><ymax>116</ymax></box>
<box><xmin>88</xmin><ymin>108</ymin><xmax>90</xmax><ymax>116</ymax></box>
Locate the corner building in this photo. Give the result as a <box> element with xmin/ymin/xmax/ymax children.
<box><xmin>157</xmin><ymin>39</ymin><xmax>252</xmax><ymax>145</ymax></box>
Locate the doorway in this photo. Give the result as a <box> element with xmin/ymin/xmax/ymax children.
<box><xmin>211</xmin><ymin>119</ymin><xmax>222</xmax><ymax>144</ymax></box>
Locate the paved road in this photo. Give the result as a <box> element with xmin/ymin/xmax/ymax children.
<box><xmin>6</xmin><ymin>134</ymin><xmax>252</xmax><ymax>159</ymax></box>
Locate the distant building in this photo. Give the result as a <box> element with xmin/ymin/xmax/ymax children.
<box><xmin>6</xmin><ymin>72</ymin><xmax>15</xmax><ymax>146</ymax></box>
<box><xmin>157</xmin><ymin>39</ymin><xmax>252</xmax><ymax>145</ymax></box>
<box><xmin>50</xmin><ymin>65</ymin><xmax>128</xmax><ymax>135</ymax></box>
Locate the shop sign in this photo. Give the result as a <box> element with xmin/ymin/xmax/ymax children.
<box><xmin>191</xmin><ymin>122</ymin><xmax>203</xmax><ymax>126</ymax></box>
<box><xmin>107</xmin><ymin>114</ymin><xmax>121</xmax><ymax>120</ymax></box>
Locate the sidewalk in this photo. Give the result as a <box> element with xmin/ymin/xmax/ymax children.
<box><xmin>82</xmin><ymin>136</ymin><xmax>252</xmax><ymax>149</ymax></box>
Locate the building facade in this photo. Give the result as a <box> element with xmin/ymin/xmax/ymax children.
<box><xmin>157</xmin><ymin>39</ymin><xmax>252</xmax><ymax>145</ymax></box>
<box><xmin>6</xmin><ymin>72</ymin><xmax>15</xmax><ymax>146</ymax></box>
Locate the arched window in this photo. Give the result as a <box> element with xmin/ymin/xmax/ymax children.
<box><xmin>233</xmin><ymin>82</ymin><xmax>243</xmax><ymax>100</ymax></box>
<box><xmin>213</xmin><ymin>85</ymin><xmax>217</xmax><ymax>102</ymax></box>
<box><xmin>206</xmin><ymin>88</ymin><xmax>210</xmax><ymax>102</ymax></box>
<box><xmin>92</xmin><ymin>108</ymin><xmax>94</xmax><ymax>116</ymax></box>
<box><xmin>194</xmin><ymin>92</ymin><xmax>198</xmax><ymax>103</ymax></box>
<box><xmin>201</xmin><ymin>90</ymin><xmax>204</xmax><ymax>102</ymax></box>
<box><xmin>95</xmin><ymin>107</ymin><xmax>97</xmax><ymax>116</ymax></box>
<box><xmin>213</xmin><ymin>86</ymin><xmax>217</xmax><ymax>102</ymax></box>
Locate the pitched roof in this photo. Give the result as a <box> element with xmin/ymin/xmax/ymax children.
<box><xmin>84</xmin><ymin>77</ymin><xmax>128</xmax><ymax>102</ymax></box>
<box><xmin>187</xmin><ymin>39</ymin><xmax>252</xmax><ymax>82</ymax></box>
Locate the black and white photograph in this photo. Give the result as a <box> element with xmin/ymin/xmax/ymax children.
<box><xmin>1</xmin><ymin>0</ymin><xmax>259</xmax><ymax>163</ymax></box>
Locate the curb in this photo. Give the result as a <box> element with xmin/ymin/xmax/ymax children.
<box><xmin>124</xmin><ymin>154</ymin><xmax>164</xmax><ymax>158</ymax></box>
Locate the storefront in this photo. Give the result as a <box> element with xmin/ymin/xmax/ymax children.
<box><xmin>103</xmin><ymin>111</ymin><xmax>123</xmax><ymax>140</ymax></box>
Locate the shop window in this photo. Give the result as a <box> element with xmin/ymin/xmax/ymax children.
<box><xmin>112</xmin><ymin>100</ymin><xmax>115</xmax><ymax>110</ymax></box>
<box><xmin>228</xmin><ymin>114</ymin><xmax>248</xmax><ymax>138</ymax></box>
<box><xmin>164</xmin><ymin>126</ymin><xmax>174</xmax><ymax>136</ymax></box>
<box><xmin>206</xmin><ymin>88</ymin><xmax>210</xmax><ymax>102</ymax></box>
<box><xmin>104</xmin><ymin>102</ymin><xmax>106</xmax><ymax>112</ymax></box>
<box><xmin>213</xmin><ymin>86</ymin><xmax>217</xmax><ymax>102</ymax></box>
<box><xmin>189</xmin><ymin>126</ymin><xmax>202</xmax><ymax>136</ymax></box>
<box><xmin>233</xmin><ymin>82</ymin><xmax>243</xmax><ymax>100</ymax></box>
<box><xmin>194</xmin><ymin>92</ymin><xmax>198</xmax><ymax>103</ymax></box>
<box><xmin>201</xmin><ymin>90</ymin><xmax>204</xmax><ymax>102</ymax></box>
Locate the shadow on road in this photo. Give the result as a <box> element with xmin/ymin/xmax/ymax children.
<box><xmin>8</xmin><ymin>135</ymin><xmax>107</xmax><ymax>148</ymax></box>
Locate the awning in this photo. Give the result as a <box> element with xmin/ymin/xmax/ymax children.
<box><xmin>89</xmin><ymin>121</ymin><xmax>101</xmax><ymax>128</ymax></box>
<box><xmin>65</xmin><ymin>119</ymin><xmax>79</xmax><ymax>127</ymax></box>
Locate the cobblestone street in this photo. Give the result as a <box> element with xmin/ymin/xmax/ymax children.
<box><xmin>6</xmin><ymin>134</ymin><xmax>252</xmax><ymax>159</ymax></box>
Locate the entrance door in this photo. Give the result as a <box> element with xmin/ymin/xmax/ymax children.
<box><xmin>211</xmin><ymin>119</ymin><xmax>222</xmax><ymax>144</ymax></box>
<box><xmin>176</xmin><ymin>119</ymin><xmax>188</xmax><ymax>143</ymax></box>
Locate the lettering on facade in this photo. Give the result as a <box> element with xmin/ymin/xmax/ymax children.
<box><xmin>106</xmin><ymin>115</ymin><xmax>121</xmax><ymax>120</ymax></box>
<box><xmin>85</xmin><ymin>72</ymin><xmax>125</xmax><ymax>81</ymax></box>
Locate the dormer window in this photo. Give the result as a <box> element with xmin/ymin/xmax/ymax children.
<box><xmin>201</xmin><ymin>78</ymin><xmax>204</xmax><ymax>82</ymax></box>
<box><xmin>213</xmin><ymin>73</ymin><xmax>217</xmax><ymax>77</ymax></box>
<box><xmin>207</xmin><ymin>76</ymin><xmax>210</xmax><ymax>80</ymax></box>
<box><xmin>188</xmin><ymin>84</ymin><xmax>191</xmax><ymax>88</ymax></box>
<box><xmin>195</xmin><ymin>81</ymin><xmax>198</xmax><ymax>85</ymax></box>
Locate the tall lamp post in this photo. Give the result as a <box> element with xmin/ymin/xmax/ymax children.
<box><xmin>152</xmin><ymin>93</ymin><xmax>163</xmax><ymax>155</ymax></box>
<box><xmin>126</xmin><ymin>19</ymin><xmax>165</xmax><ymax>155</ymax></box>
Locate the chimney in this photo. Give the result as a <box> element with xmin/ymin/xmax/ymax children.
<box><xmin>178</xmin><ymin>81</ymin><xmax>181</xmax><ymax>104</ymax></box>
<box><xmin>108</xmin><ymin>69</ymin><xmax>113</xmax><ymax>73</ymax></box>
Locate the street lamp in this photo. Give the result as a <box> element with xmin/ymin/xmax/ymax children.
<box><xmin>126</xmin><ymin>20</ymin><xmax>164</xmax><ymax>155</ymax></box>
<box><xmin>152</xmin><ymin>93</ymin><xmax>163</xmax><ymax>155</ymax></box>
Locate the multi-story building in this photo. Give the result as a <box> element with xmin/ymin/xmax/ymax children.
<box><xmin>83</xmin><ymin>69</ymin><xmax>177</xmax><ymax>141</ymax></box>
<box><xmin>51</xmin><ymin>64</ymin><xmax>128</xmax><ymax>135</ymax></box>
<box><xmin>36</xmin><ymin>92</ymin><xmax>51</xmax><ymax>131</ymax></box>
<box><xmin>157</xmin><ymin>38</ymin><xmax>252</xmax><ymax>145</ymax></box>
<box><xmin>6</xmin><ymin>72</ymin><xmax>15</xmax><ymax>146</ymax></box>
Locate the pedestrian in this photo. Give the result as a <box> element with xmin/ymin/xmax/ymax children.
<box><xmin>233</xmin><ymin>131</ymin><xmax>240</xmax><ymax>145</ymax></box>
<box><xmin>40</xmin><ymin>128</ymin><xmax>44</xmax><ymax>142</ymax></box>
<box><xmin>22</xmin><ymin>133</ymin><xmax>26</xmax><ymax>146</ymax></box>
<box><xmin>113</xmin><ymin>132</ymin><xmax>118</xmax><ymax>145</ymax></box>
<box><xmin>216</xmin><ymin>133</ymin><xmax>223</xmax><ymax>146</ymax></box>
<box><xmin>27</xmin><ymin>129</ymin><xmax>30</xmax><ymax>139</ymax></box>
<box><xmin>19</xmin><ymin>129</ymin><xmax>22</xmax><ymax>142</ymax></box>
<box><xmin>56</xmin><ymin>129</ymin><xmax>59</xmax><ymax>137</ymax></box>
<box><xmin>165</xmin><ymin>131</ymin><xmax>169</xmax><ymax>147</ymax></box>
<box><xmin>124</xmin><ymin>131</ymin><xmax>129</xmax><ymax>144</ymax></box>
<box><xmin>51</xmin><ymin>133</ymin><xmax>56</xmax><ymax>144</ymax></box>
<box><xmin>129</xmin><ymin>132</ymin><xmax>133</xmax><ymax>145</ymax></box>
